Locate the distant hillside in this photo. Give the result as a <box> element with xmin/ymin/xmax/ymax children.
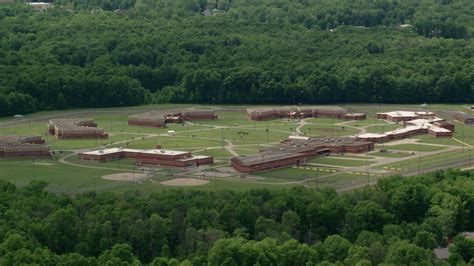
<box><xmin>0</xmin><ymin>0</ymin><xmax>473</xmax><ymax>116</ymax></box>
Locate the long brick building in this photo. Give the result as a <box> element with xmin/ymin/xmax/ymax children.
<box><xmin>128</xmin><ymin>108</ymin><xmax>217</xmax><ymax>128</ymax></box>
<box><xmin>231</xmin><ymin>136</ymin><xmax>374</xmax><ymax>173</ymax></box>
<box><xmin>79</xmin><ymin>147</ymin><xmax>213</xmax><ymax>168</ymax></box>
<box><xmin>0</xmin><ymin>135</ymin><xmax>50</xmax><ymax>158</ymax></box>
<box><xmin>246</xmin><ymin>106</ymin><xmax>365</xmax><ymax>121</ymax></box>
<box><xmin>357</xmin><ymin>114</ymin><xmax>454</xmax><ymax>143</ymax></box>
<box><xmin>48</xmin><ymin>118</ymin><xmax>108</xmax><ymax>139</ymax></box>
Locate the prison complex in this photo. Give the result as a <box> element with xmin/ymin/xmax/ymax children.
<box><xmin>0</xmin><ymin>135</ymin><xmax>50</xmax><ymax>158</ymax></box>
<box><xmin>128</xmin><ymin>109</ymin><xmax>217</xmax><ymax>128</ymax></box>
<box><xmin>231</xmin><ymin>136</ymin><xmax>374</xmax><ymax>173</ymax></box>
<box><xmin>48</xmin><ymin>118</ymin><xmax>108</xmax><ymax>139</ymax></box>
<box><xmin>79</xmin><ymin>147</ymin><xmax>213</xmax><ymax>168</ymax></box>
<box><xmin>246</xmin><ymin>106</ymin><xmax>366</xmax><ymax>121</ymax></box>
<box><xmin>358</xmin><ymin>111</ymin><xmax>454</xmax><ymax>143</ymax></box>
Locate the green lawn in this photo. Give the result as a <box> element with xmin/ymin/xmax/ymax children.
<box><xmin>0</xmin><ymin>158</ymin><xmax>116</xmax><ymax>194</ymax></box>
<box><xmin>308</xmin><ymin>157</ymin><xmax>375</xmax><ymax>167</ymax></box>
<box><xmin>416</xmin><ymin>135</ymin><xmax>462</xmax><ymax>146</ymax></box>
<box><xmin>120</xmin><ymin>136</ymin><xmax>222</xmax><ymax>149</ymax></box>
<box><xmin>376</xmin><ymin>150</ymin><xmax>471</xmax><ymax>171</ymax></box>
<box><xmin>299</xmin><ymin>124</ymin><xmax>359</xmax><ymax>137</ymax></box>
<box><xmin>379</xmin><ymin>143</ymin><xmax>447</xmax><ymax>152</ymax></box>
<box><xmin>368</xmin><ymin>151</ymin><xmax>413</xmax><ymax>158</ymax></box>
<box><xmin>193</xmin><ymin>148</ymin><xmax>233</xmax><ymax>158</ymax></box>
<box><xmin>365</xmin><ymin>124</ymin><xmax>401</xmax><ymax>133</ymax></box>
<box><xmin>257</xmin><ymin>167</ymin><xmax>327</xmax><ymax>181</ymax></box>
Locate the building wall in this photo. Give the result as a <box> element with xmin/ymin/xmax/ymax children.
<box><xmin>128</xmin><ymin>120</ymin><xmax>165</xmax><ymax>128</ymax></box>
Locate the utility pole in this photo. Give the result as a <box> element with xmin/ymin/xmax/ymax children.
<box><xmin>418</xmin><ymin>142</ymin><xmax>422</xmax><ymax>175</ymax></box>
<box><xmin>221</xmin><ymin>127</ymin><xmax>224</xmax><ymax>158</ymax></box>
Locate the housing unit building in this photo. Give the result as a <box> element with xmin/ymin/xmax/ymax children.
<box><xmin>79</xmin><ymin>147</ymin><xmax>213</xmax><ymax>168</ymax></box>
<box><xmin>0</xmin><ymin>135</ymin><xmax>50</xmax><ymax>158</ymax></box>
<box><xmin>48</xmin><ymin>118</ymin><xmax>108</xmax><ymax>139</ymax></box>
<box><xmin>453</xmin><ymin>112</ymin><xmax>474</xmax><ymax>125</ymax></box>
<box><xmin>358</xmin><ymin>116</ymin><xmax>454</xmax><ymax>143</ymax></box>
<box><xmin>128</xmin><ymin>108</ymin><xmax>217</xmax><ymax>128</ymax></box>
<box><xmin>246</xmin><ymin>106</ymin><xmax>365</xmax><ymax>121</ymax></box>
<box><xmin>231</xmin><ymin>136</ymin><xmax>374</xmax><ymax>173</ymax></box>
<box><xmin>376</xmin><ymin>111</ymin><xmax>435</xmax><ymax>122</ymax></box>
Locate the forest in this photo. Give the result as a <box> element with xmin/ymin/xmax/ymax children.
<box><xmin>0</xmin><ymin>169</ymin><xmax>474</xmax><ymax>265</ymax></box>
<box><xmin>0</xmin><ymin>0</ymin><xmax>473</xmax><ymax>116</ymax></box>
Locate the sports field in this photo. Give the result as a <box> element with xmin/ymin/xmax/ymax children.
<box><xmin>0</xmin><ymin>103</ymin><xmax>473</xmax><ymax>194</ymax></box>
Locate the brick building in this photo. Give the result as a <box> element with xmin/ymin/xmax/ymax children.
<box><xmin>246</xmin><ymin>106</ymin><xmax>352</xmax><ymax>121</ymax></box>
<box><xmin>128</xmin><ymin>108</ymin><xmax>217</xmax><ymax>128</ymax></box>
<box><xmin>454</xmin><ymin>112</ymin><xmax>474</xmax><ymax>125</ymax></box>
<box><xmin>0</xmin><ymin>135</ymin><xmax>50</xmax><ymax>158</ymax></box>
<box><xmin>79</xmin><ymin>147</ymin><xmax>213</xmax><ymax>168</ymax></box>
<box><xmin>231</xmin><ymin>136</ymin><xmax>374</xmax><ymax>173</ymax></box>
<box><xmin>376</xmin><ymin>111</ymin><xmax>435</xmax><ymax>122</ymax></box>
<box><xmin>48</xmin><ymin>118</ymin><xmax>108</xmax><ymax>139</ymax></box>
<box><xmin>358</xmin><ymin>117</ymin><xmax>454</xmax><ymax>143</ymax></box>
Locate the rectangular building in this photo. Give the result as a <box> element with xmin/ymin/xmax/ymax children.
<box><xmin>376</xmin><ymin>111</ymin><xmax>435</xmax><ymax>122</ymax></box>
<box><xmin>128</xmin><ymin>108</ymin><xmax>217</xmax><ymax>128</ymax></box>
<box><xmin>0</xmin><ymin>135</ymin><xmax>50</xmax><ymax>158</ymax></box>
<box><xmin>246</xmin><ymin>106</ymin><xmax>352</xmax><ymax>121</ymax></box>
<box><xmin>48</xmin><ymin>118</ymin><xmax>108</xmax><ymax>139</ymax></box>
<box><xmin>78</xmin><ymin>148</ymin><xmax>213</xmax><ymax>168</ymax></box>
<box><xmin>231</xmin><ymin>136</ymin><xmax>374</xmax><ymax>173</ymax></box>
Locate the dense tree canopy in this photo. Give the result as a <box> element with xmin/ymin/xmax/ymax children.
<box><xmin>1</xmin><ymin>169</ymin><xmax>474</xmax><ymax>264</ymax></box>
<box><xmin>0</xmin><ymin>0</ymin><xmax>473</xmax><ymax>116</ymax></box>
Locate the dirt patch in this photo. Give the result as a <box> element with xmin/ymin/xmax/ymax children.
<box><xmin>160</xmin><ymin>178</ymin><xmax>209</xmax><ymax>186</ymax></box>
<box><xmin>102</xmin><ymin>172</ymin><xmax>148</xmax><ymax>181</ymax></box>
<box><xmin>33</xmin><ymin>162</ymin><xmax>54</xmax><ymax>166</ymax></box>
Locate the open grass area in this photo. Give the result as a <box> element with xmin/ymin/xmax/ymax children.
<box><xmin>368</xmin><ymin>151</ymin><xmax>413</xmax><ymax>158</ymax></box>
<box><xmin>306</xmin><ymin>173</ymin><xmax>381</xmax><ymax>190</ymax></box>
<box><xmin>365</xmin><ymin>124</ymin><xmax>401</xmax><ymax>133</ymax></box>
<box><xmin>380</xmin><ymin>143</ymin><xmax>447</xmax><ymax>152</ymax></box>
<box><xmin>416</xmin><ymin>135</ymin><xmax>462</xmax><ymax>146</ymax></box>
<box><xmin>376</xmin><ymin>149</ymin><xmax>471</xmax><ymax>171</ymax></box>
<box><xmin>193</xmin><ymin>148</ymin><xmax>233</xmax><ymax>158</ymax></box>
<box><xmin>308</xmin><ymin>157</ymin><xmax>375</xmax><ymax>167</ymax></box>
<box><xmin>300</xmin><ymin>124</ymin><xmax>359</xmax><ymax>137</ymax></box>
<box><xmin>120</xmin><ymin>136</ymin><xmax>223</xmax><ymax>149</ymax></box>
<box><xmin>0</xmin><ymin>157</ymin><xmax>116</xmax><ymax>194</ymax></box>
<box><xmin>256</xmin><ymin>167</ymin><xmax>327</xmax><ymax>182</ymax></box>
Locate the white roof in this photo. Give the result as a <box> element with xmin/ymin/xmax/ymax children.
<box><xmin>139</xmin><ymin>149</ymin><xmax>189</xmax><ymax>156</ymax></box>
<box><xmin>379</xmin><ymin>110</ymin><xmax>435</xmax><ymax>118</ymax></box>
<box><xmin>178</xmin><ymin>155</ymin><xmax>212</xmax><ymax>161</ymax></box>
<box><xmin>289</xmin><ymin>135</ymin><xmax>309</xmax><ymax>140</ymax></box>
<box><xmin>81</xmin><ymin>148</ymin><xmax>188</xmax><ymax>156</ymax></box>
<box><xmin>358</xmin><ymin>117</ymin><xmax>451</xmax><ymax>139</ymax></box>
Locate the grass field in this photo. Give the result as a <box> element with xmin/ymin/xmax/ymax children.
<box><xmin>368</xmin><ymin>151</ymin><xmax>413</xmax><ymax>158</ymax></box>
<box><xmin>0</xmin><ymin>104</ymin><xmax>472</xmax><ymax>194</ymax></box>
<box><xmin>308</xmin><ymin>157</ymin><xmax>375</xmax><ymax>167</ymax></box>
<box><xmin>300</xmin><ymin>124</ymin><xmax>359</xmax><ymax>137</ymax></box>
<box><xmin>379</xmin><ymin>144</ymin><xmax>447</xmax><ymax>152</ymax></box>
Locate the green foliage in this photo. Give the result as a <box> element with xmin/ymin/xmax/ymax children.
<box><xmin>0</xmin><ymin>1</ymin><xmax>474</xmax><ymax>116</ymax></box>
<box><xmin>1</xmin><ymin>169</ymin><xmax>474</xmax><ymax>263</ymax></box>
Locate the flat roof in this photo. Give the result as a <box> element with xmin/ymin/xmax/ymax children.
<box><xmin>81</xmin><ymin>148</ymin><xmax>189</xmax><ymax>156</ymax></box>
<box><xmin>379</xmin><ymin>111</ymin><xmax>435</xmax><ymax>118</ymax></box>
<box><xmin>233</xmin><ymin>136</ymin><xmax>371</xmax><ymax>165</ymax></box>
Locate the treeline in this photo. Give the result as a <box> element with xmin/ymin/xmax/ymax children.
<box><xmin>0</xmin><ymin>0</ymin><xmax>473</xmax><ymax>116</ymax></box>
<box><xmin>1</xmin><ymin>169</ymin><xmax>474</xmax><ymax>264</ymax></box>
